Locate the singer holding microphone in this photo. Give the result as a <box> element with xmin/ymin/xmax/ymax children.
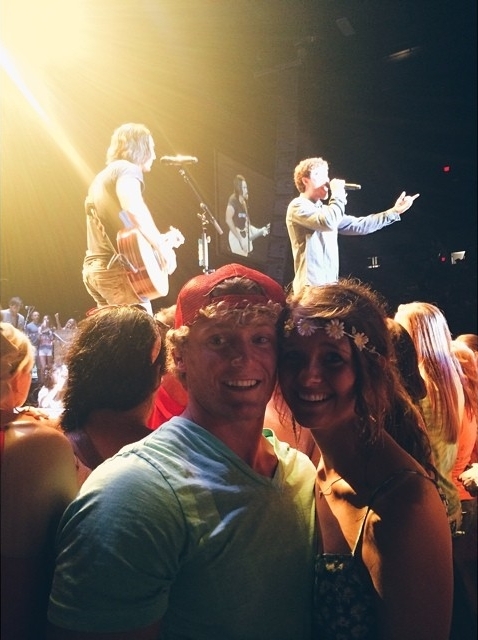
<box><xmin>286</xmin><ymin>156</ymin><xmax>419</xmax><ymax>293</ymax></box>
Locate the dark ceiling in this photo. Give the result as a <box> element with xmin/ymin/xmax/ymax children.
<box><xmin>1</xmin><ymin>0</ymin><xmax>476</xmax><ymax>332</ymax></box>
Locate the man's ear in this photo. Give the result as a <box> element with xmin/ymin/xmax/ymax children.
<box><xmin>172</xmin><ymin>348</ymin><xmax>186</xmax><ymax>372</ymax></box>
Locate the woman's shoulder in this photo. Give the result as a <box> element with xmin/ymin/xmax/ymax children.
<box><xmin>358</xmin><ymin>468</ymin><xmax>450</xmax><ymax>582</ymax></box>
<box><xmin>363</xmin><ymin>439</ymin><xmax>445</xmax><ymax>523</ymax></box>
<box><xmin>2</xmin><ymin>417</ymin><xmax>76</xmax><ymax>470</ymax></box>
<box><xmin>1</xmin><ymin>419</ymin><xmax>79</xmax><ymax>556</ymax></box>
<box><xmin>372</xmin><ymin>466</ymin><xmax>438</xmax><ymax>506</ymax></box>
<box><xmin>364</xmin><ymin>464</ymin><xmax>448</xmax><ymax>550</ymax></box>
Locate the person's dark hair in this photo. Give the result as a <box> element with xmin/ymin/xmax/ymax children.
<box><xmin>61</xmin><ymin>306</ymin><xmax>165</xmax><ymax>431</ymax></box>
<box><xmin>233</xmin><ymin>174</ymin><xmax>246</xmax><ymax>198</ymax></box>
<box><xmin>279</xmin><ymin>279</ymin><xmax>434</xmax><ymax>473</ymax></box>
<box><xmin>386</xmin><ymin>318</ymin><xmax>427</xmax><ymax>404</ymax></box>
<box><xmin>8</xmin><ymin>296</ymin><xmax>23</xmax><ymax>308</ymax></box>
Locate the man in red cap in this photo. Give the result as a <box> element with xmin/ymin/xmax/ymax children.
<box><xmin>48</xmin><ymin>264</ymin><xmax>317</xmax><ymax>640</ymax></box>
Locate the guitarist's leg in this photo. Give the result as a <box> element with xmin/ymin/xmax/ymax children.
<box><xmin>83</xmin><ymin>260</ymin><xmax>148</xmax><ymax>309</ymax></box>
<box><xmin>83</xmin><ymin>270</ymin><xmax>108</xmax><ymax>307</ymax></box>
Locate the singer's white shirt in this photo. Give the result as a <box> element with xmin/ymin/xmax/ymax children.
<box><xmin>286</xmin><ymin>193</ymin><xmax>400</xmax><ymax>293</ymax></box>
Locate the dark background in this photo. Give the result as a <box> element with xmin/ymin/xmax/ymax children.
<box><xmin>1</xmin><ymin>0</ymin><xmax>476</xmax><ymax>333</ymax></box>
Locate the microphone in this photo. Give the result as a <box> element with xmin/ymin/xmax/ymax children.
<box><xmin>160</xmin><ymin>155</ymin><xmax>198</xmax><ymax>165</ymax></box>
<box><xmin>344</xmin><ymin>183</ymin><xmax>361</xmax><ymax>191</ymax></box>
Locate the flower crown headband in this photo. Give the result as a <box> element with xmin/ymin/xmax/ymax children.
<box><xmin>282</xmin><ymin>316</ymin><xmax>376</xmax><ymax>353</ymax></box>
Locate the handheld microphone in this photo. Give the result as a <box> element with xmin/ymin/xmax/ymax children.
<box><xmin>160</xmin><ymin>155</ymin><xmax>198</xmax><ymax>165</ymax></box>
<box><xmin>344</xmin><ymin>183</ymin><xmax>361</xmax><ymax>191</ymax></box>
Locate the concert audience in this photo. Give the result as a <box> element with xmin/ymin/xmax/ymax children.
<box><xmin>148</xmin><ymin>306</ymin><xmax>321</xmax><ymax>465</ymax></box>
<box><xmin>459</xmin><ymin>464</ymin><xmax>478</xmax><ymax>496</ymax></box>
<box><xmin>147</xmin><ymin>305</ymin><xmax>188</xmax><ymax>428</ymax></box>
<box><xmin>449</xmin><ymin>339</ymin><xmax>478</xmax><ymax>639</ymax></box>
<box><xmin>455</xmin><ymin>333</ymin><xmax>478</xmax><ymax>356</ymax></box>
<box><xmin>52</xmin><ymin>314</ymin><xmax>78</xmax><ymax>368</ymax></box>
<box><xmin>47</xmin><ymin>264</ymin><xmax>316</xmax><ymax>639</ymax></box>
<box><xmin>25</xmin><ymin>310</ymin><xmax>41</xmax><ymax>346</ymax></box>
<box><xmin>2</xmin><ymin>306</ymin><xmax>167</xmax><ymax>639</ymax></box>
<box><xmin>37</xmin><ymin>364</ymin><xmax>68</xmax><ymax>419</ymax></box>
<box><xmin>278</xmin><ymin>280</ymin><xmax>452</xmax><ymax>640</ymax></box>
<box><xmin>25</xmin><ymin>309</ymin><xmax>42</xmax><ymax>399</ymax></box>
<box><xmin>1</xmin><ymin>297</ymin><xmax>25</xmax><ymax>330</ymax></box>
<box><xmin>59</xmin><ymin>305</ymin><xmax>165</xmax><ymax>482</ymax></box>
<box><xmin>385</xmin><ymin>317</ymin><xmax>427</xmax><ymax>406</ymax></box>
<box><xmin>1</xmin><ymin>323</ymin><xmax>78</xmax><ymax>640</ymax></box>
<box><xmin>54</xmin><ymin>313</ymin><xmax>78</xmax><ymax>331</ymax></box>
<box><xmin>449</xmin><ymin>340</ymin><xmax>478</xmax><ymax>510</ymax></box>
<box><xmin>395</xmin><ymin>303</ymin><xmax>477</xmax><ymax>640</ymax></box>
<box><xmin>394</xmin><ymin>302</ymin><xmax>470</xmax><ymax>533</ymax></box>
<box><xmin>37</xmin><ymin>315</ymin><xmax>55</xmax><ymax>386</ymax></box>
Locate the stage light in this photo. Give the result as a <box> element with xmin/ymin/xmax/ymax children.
<box><xmin>450</xmin><ymin>251</ymin><xmax>465</xmax><ymax>265</ymax></box>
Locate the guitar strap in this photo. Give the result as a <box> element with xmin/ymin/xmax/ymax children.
<box><xmin>85</xmin><ymin>202</ymin><xmax>138</xmax><ymax>273</ymax></box>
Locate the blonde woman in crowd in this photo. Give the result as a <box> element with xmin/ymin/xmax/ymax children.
<box><xmin>449</xmin><ymin>340</ymin><xmax>478</xmax><ymax>509</ymax></box>
<box><xmin>1</xmin><ymin>323</ymin><xmax>78</xmax><ymax>640</ymax></box>
<box><xmin>394</xmin><ymin>302</ymin><xmax>472</xmax><ymax>533</ymax></box>
<box><xmin>449</xmin><ymin>338</ymin><xmax>478</xmax><ymax>638</ymax></box>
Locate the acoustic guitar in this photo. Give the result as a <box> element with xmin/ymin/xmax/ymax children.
<box><xmin>117</xmin><ymin>226</ymin><xmax>184</xmax><ymax>299</ymax></box>
<box><xmin>228</xmin><ymin>223</ymin><xmax>270</xmax><ymax>257</ymax></box>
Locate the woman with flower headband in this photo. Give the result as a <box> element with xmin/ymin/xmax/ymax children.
<box><xmin>277</xmin><ymin>279</ymin><xmax>453</xmax><ymax>640</ymax></box>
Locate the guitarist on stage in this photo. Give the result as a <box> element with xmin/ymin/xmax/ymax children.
<box><xmin>225</xmin><ymin>174</ymin><xmax>270</xmax><ymax>257</ymax></box>
<box><xmin>83</xmin><ymin>122</ymin><xmax>183</xmax><ymax>313</ymax></box>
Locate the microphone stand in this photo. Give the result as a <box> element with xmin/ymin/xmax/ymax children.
<box><xmin>177</xmin><ymin>167</ymin><xmax>223</xmax><ymax>274</ymax></box>
<box><xmin>24</xmin><ymin>306</ymin><xmax>35</xmax><ymax>332</ymax></box>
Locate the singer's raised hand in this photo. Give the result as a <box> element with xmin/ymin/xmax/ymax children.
<box><xmin>392</xmin><ymin>191</ymin><xmax>420</xmax><ymax>215</ymax></box>
<box><xmin>328</xmin><ymin>178</ymin><xmax>347</xmax><ymax>197</ymax></box>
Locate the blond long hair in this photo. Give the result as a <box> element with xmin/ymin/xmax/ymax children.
<box><xmin>451</xmin><ymin>340</ymin><xmax>478</xmax><ymax>421</ymax></box>
<box><xmin>395</xmin><ymin>302</ymin><xmax>464</xmax><ymax>443</ymax></box>
<box><xmin>106</xmin><ymin>123</ymin><xmax>152</xmax><ymax>166</ymax></box>
<box><xmin>0</xmin><ymin>323</ymin><xmax>34</xmax><ymax>410</ymax></box>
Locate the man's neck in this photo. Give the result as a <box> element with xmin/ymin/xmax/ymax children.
<box><xmin>181</xmin><ymin>408</ymin><xmax>278</xmax><ymax>477</ymax></box>
<box><xmin>302</xmin><ymin>190</ymin><xmax>320</xmax><ymax>204</ymax></box>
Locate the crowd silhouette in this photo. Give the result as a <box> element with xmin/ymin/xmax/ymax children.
<box><xmin>1</xmin><ymin>270</ymin><xmax>476</xmax><ymax>639</ymax></box>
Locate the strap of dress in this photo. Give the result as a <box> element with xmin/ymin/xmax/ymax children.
<box><xmin>65</xmin><ymin>429</ymin><xmax>104</xmax><ymax>471</ymax></box>
<box><xmin>351</xmin><ymin>469</ymin><xmax>433</xmax><ymax>556</ymax></box>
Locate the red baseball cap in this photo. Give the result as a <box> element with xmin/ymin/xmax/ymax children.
<box><xmin>174</xmin><ymin>264</ymin><xmax>286</xmax><ymax>328</ymax></box>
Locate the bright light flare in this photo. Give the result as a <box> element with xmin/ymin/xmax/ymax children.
<box><xmin>1</xmin><ymin>45</ymin><xmax>47</xmax><ymax>119</ymax></box>
<box><xmin>1</xmin><ymin>44</ymin><xmax>93</xmax><ymax>184</ymax></box>
<box><xmin>1</xmin><ymin>0</ymin><xmax>88</xmax><ymax>68</ymax></box>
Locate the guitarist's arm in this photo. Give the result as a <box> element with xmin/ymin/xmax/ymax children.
<box><xmin>225</xmin><ymin>202</ymin><xmax>247</xmax><ymax>254</ymax></box>
<box><xmin>116</xmin><ymin>175</ymin><xmax>169</xmax><ymax>268</ymax></box>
